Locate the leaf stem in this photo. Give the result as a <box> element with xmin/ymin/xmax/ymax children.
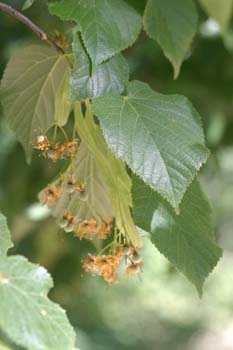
<box><xmin>0</xmin><ymin>2</ymin><xmax>64</xmax><ymax>54</ymax></box>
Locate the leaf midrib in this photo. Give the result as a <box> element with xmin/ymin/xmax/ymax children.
<box><xmin>125</xmin><ymin>98</ymin><xmax>176</xmax><ymax>205</ymax></box>
<box><xmin>29</xmin><ymin>55</ymin><xmax>65</xmax><ymax>145</ymax></box>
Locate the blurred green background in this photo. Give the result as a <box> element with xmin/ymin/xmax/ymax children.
<box><xmin>0</xmin><ymin>1</ymin><xmax>233</xmax><ymax>349</ymax></box>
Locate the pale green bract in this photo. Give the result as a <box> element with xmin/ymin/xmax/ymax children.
<box><xmin>92</xmin><ymin>81</ymin><xmax>209</xmax><ymax>210</ymax></box>
<box><xmin>71</xmin><ymin>33</ymin><xmax>129</xmax><ymax>101</ymax></box>
<box><xmin>48</xmin><ymin>0</ymin><xmax>142</xmax><ymax>67</ymax></box>
<box><xmin>0</xmin><ymin>45</ymin><xmax>69</xmax><ymax>162</ymax></box>
<box><xmin>55</xmin><ymin>69</ymin><xmax>72</xmax><ymax>127</ymax></box>
<box><xmin>74</xmin><ymin>103</ymin><xmax>142</xmax><ymax>247</ymax></box>
<box><xmin>199</xmin><ymin>0</ymin><xmax>233</xmax><ymax>33</ymax></box>
<box><xmin>22</xmin><ymin>0</ymin><xmax>37</xmax><ymax>10</ymax></box>
<box><xmin>41</xmin><ymin>142</ymin><xmax>114</xmax><ymax>223</ymax></box>
<box><xmin>132</xmin><ymin>177</ymin><xmax>222</xmax><ymax>295</ymax></box>
<box><xmin>0</xmin><ymin>212</ymin><xmax>76</xmax><ymax>350</ymax></box>
<box><xmin>143</xmin><ymin>0</ymin><xmax>198</xmax><ymax>78</ymax></box>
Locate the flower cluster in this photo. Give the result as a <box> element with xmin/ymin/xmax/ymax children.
<box><xmin>34</xmin><ymin>135</ymin><xmax>78</xmax><ymax>161</ymax></box>
<box><xmin>76</xmin><ymin>218</ymin><xmax>113</xmax><ymax>240</ymax></box>
<box><xmin>82</xmin><ymin>245</ymin><xmax>142</xmax><ymax>284</ymax></box>
<box><xmin>40</xmin><ymin>177</ymin><xmax>87</xmax><ymax>207</ymax></box>
<box><xmin>58</xmin><ymin>214</ymin><xmax>113</xmax><ymax>240</ymax></box>
<box><xmin>82</xmin><ymin>253</ymin><xmax>122</xmax><ymax>284</ymax></box>
<box><xmin>37</xmin><ymin>133</ymin><xmax>142</xmax><ymax>285</ymax></box>
<box><xmin>40</xmin><ymin>177</ymin><xmax>113</xmax><ymax>240</ymax></box>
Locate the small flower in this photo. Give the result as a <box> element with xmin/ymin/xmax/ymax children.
<box><xmin>75</xmin><ymin>218</ymin><xmax>113</xmax><ymax>240</ymax></box>
<box><xmin>125</xmin><ymin>262</ymin><xmax>142</xmax><ymax>277</ymax></box>
<box><xmin>82</xmin><ymin>253</ymin><xmax>122</xmax><ymax>284</ymax></box>
<box><xmin>97</xmin><ymin>219</ymin><xmax>113</xmax><ymax>240</ymax></box>
<box><xmin>45</xmin><ymin>147</ymin><xmax>60</xmax><ymax>162</ymax></box>
<box><xmin>75</xmin><ymin>219</ymin><xmax>98</xmax><ymax>240</ymax></box>
<box><xmin>35</xmin><ymin>137</ymin><xmax>78</xmax><ymax>162</ymax></box>
<box><xmin>34</xmin><ymin>135</ymin><xmax>50</xmax><ymax>151</ymax></box>
<box><xmin>59</xmin><ymin>212</ymin><xmax>79</xmax><ymax>232</ymax></box>
<box><xmin>39</xmin><ymin>184</ymin><xmax>62</xmax><ymax>207</ymax></box>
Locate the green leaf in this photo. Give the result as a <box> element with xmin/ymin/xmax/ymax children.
<box><xmin>74</xmin><ymin>102</ymin><xmax>142</xmax><ymax>247</ymax></box>
<box><xmin>132</xmin><ymin>177</ymin><xmax>222</xmax><ymax>295</ymax></box>
<box><xmin>48</xmin><ymin>0</ymin><xmax>142</xmax><ymax>67</ymax></box>
<box><xmin>0</xmin><ymin>45</ymin><xmax>69</xmax><ymax>162</ymax></box>
<box><xmin>0</xmin><ymin>212</ymin><xmax>76</xmax><ymax>350</ymax></box>
<box><xmin>55</xmin><ymin>69</ymin><xmax>71</xmax><ymax>127</ymax></box>
<box><xmin>41</xmin><ymin>142</ymin><xmax>114</xmax><ymax>223</ymax></box>
<box><xmin>0</xmin><ymin>215</ymin><xmax>12</xmax><ymax>257</ymax></box>
<box><xmin>22</xmin><ymin>0</ymin><xmax>36</xmax><ymax>10</ymax></box>
<box><xmin>143</xmin><ymin>0</ymin><xmax>198</xmax><ymax>78</ymax></box>
<box><xmin>71</xmin><ymin>34</ymin><xmax>129</xmax><ymax>101</ymax></box>
<box><xmin>92</xmin><ymin>80</ymin><xmax>209</xmax><ymax>210</ymax></box>
<box><xmin>199</xmin><ymin>0</ymin><xmax>233</xmax><ymax>33</ymax></box>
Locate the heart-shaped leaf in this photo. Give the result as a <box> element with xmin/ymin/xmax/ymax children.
<box><xmin>0</xmin><ymin>212</ymin><xmax>76</xmax><ymax>350</ymax></box>
<box><xmin>0</xmin><ymin>45</ymin><xmax>69</xmax><ymax>162</ymax></box>
<box><xmin>143</xmin><ymin>0</ymin><xmax>198</xmax><ymax>78</ymax></box>
<box><xmin>132</xmin><ymin>177</ymin><xmax>222</xmax><ymax>295</ymax></box>
<box><xmin>48</xmin><ymin>0</ymin><xmax>142</xmax><ymax>67</ymax></box>
<box><xmin>92</xmin><ymin>80</ymin><xmax>209</xmax><ymax>210</ymax></box>
<box><xmin>71</xmin><ymin>33</ymin><xmax>129</xmax><ymax>101</ymax></box>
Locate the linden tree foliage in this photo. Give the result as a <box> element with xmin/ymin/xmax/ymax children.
<box><xmin>132</xmin><ymin>177</ymin><xmax>222</xmax><ymax>295</ymax></box>
<box><xmin>92</xmin><ymin>81</ymin><xmax>209</xmax><ymax>210</ymax></box>
<box><xmin>48</xmin><ymin>0</ymin><xmax>142</xmax><ymax>68</ymax></box>
<box><xmin>71</xmin><ymin>33</ymin><xmax>129</xmax><ymax>101</ymax></box>
<box><xmin>143</xmin><ymin>0</ymin><xmax>198</xmax><ymax>78</ymax></box>
<box><xmin>48</xmin><ymin>142</ymin><xmax>114</xmax><ymax>222</ymax></box>
<box><xmin>0</xmin><ymin>0</ymin><xmax>228</xmax><ymax>348</ymax></box>
<box><xmin>0</xmin><ymin>45</ymin><xmax>69</xmax><ymax>162</ymax></box>
<box><xmin>73</xmin><ymin>103</ymin><xmax>142</xmax><ymax>248</ymax></box>
<box><xmin>0</xmin><ymin>212</ymin><xmax>76</xmax><ymax>350</ymax></box>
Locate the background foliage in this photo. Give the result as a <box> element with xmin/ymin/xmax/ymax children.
<box><xmin>0</xmin><ymin>0</ymin><xmax>233</xmax><ymax>349</ymax></box>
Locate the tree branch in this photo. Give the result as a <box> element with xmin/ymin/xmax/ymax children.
<box><xmin>0</xmin><ymin>2</ymin><xmax>64</xmax><ymax>54</ymax></box>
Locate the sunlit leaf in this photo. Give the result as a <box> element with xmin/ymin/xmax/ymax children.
<box><xmin>143</xmin><ymin>0</ymin><xmax>198</xmax><ymax>78</ymax></box>
<box><xmin>42</xmin><ymin>142</ymin><xmax>114</xmax><ymax>223</ymax></box>
<box><xmin>22</xmin><ymin>0</ymin><xmax>37</xmax><ymax>10</ymax></box>
<box><xmin>0</xmin><ymin>45</ymin><xmax>69</xmax><ymax>161</ymax></box>
<box><xmin>0</xmin><ymin>212</ymin><xmax>76</xmax><ymax>350</ymax></box>
<box><xmin>74</xmin><ymin>103</ymin><xmax>142</xmax><ymax>247</ymax></box>
<box><xmin>132</xmin><ymin>177</ymin><xmax>222</xmax><ymax>295</ymax></box>
<box><xmin>48</xmin><ymin>0</ymin><xmax>142</xmax><ymax>67</ymax></box>
<box><xmin>199</xmin><ymin>0</ymin><xmax>233</xmax><ymax>33</ymax></box>
<box><xmin>92</xmin><ymin>81</ymin><xmax>209</xmax><ymax>210</ymax></box>
<box><xmin>55</xmin><ymin>69</ymin><xmax>71</xmax><ymax>127</ymax></box>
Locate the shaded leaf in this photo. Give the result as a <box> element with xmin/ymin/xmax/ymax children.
<box><xmin>0</xmin><ymin>214</ymin><xmax>12</xmax><ymax>257</ymax></box>
<box><xmin>143</xmin><ymin>0</ymin><xmax>198</xmax><ymax>78</ymax></box>
<box><xmin>71</xmin><ymin>33</ymin><xmax>129</xmax><ymax>101</ymax></box>
<box><xmin>0</xmin><ymin>212</ymin><xmax>76</xmax><ymax>350</ymax></box>
<box><xmin>199</xmin><ymin>0</ymin><xmax>233</xmax><ymax>33</ymax></box>
<box><xmin>48</xmin><ymin>0</ymin><xmax>142</xmax><ymax>67</ymax></box>
<box><xmin>55</xmin><ymin>69</ymin><xmax>71</xmax><ymax>127</ymax></box>
<box><xmin>92</xmin><ymin>80</ymin><xmax>209</xmax><ymax>210</ymax></box>
<box><xmin>0</xmin><ymin>45</ymin><xmax>69</xmax><ymax>161</ymax></box>
<box><xmin>132</xmin><ymin>176</ymin><xmax>222</xmax><ymax>295</ymax></box>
